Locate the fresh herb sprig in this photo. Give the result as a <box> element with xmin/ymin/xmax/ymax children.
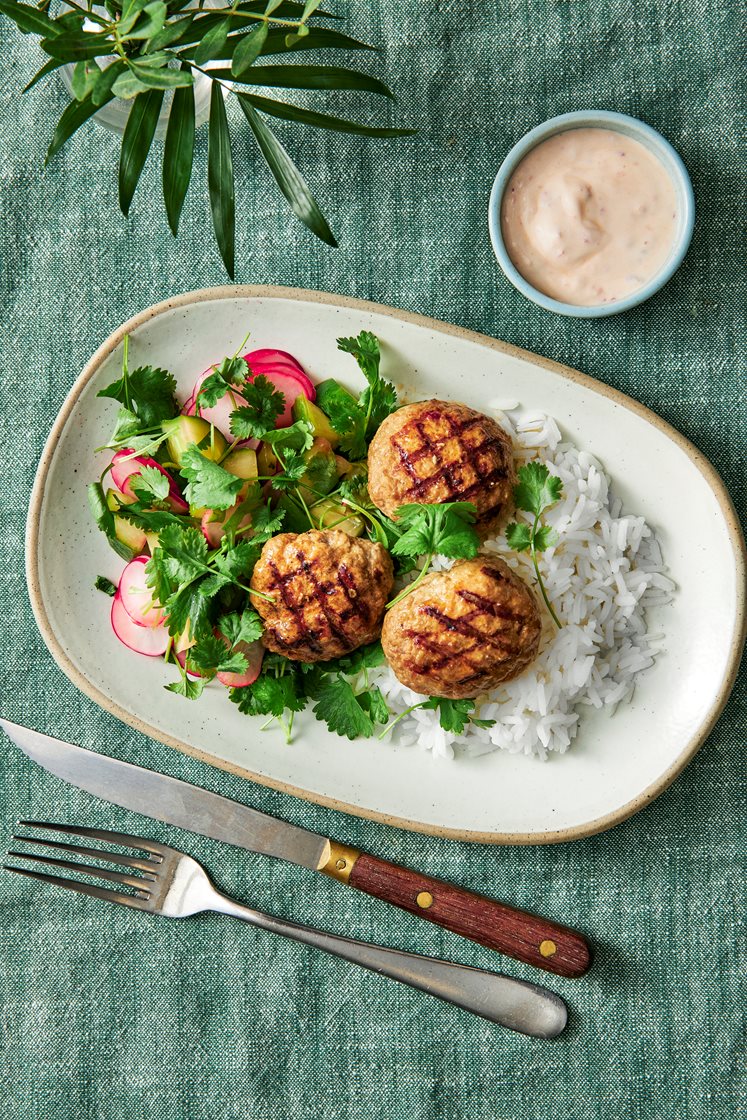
<box><xmin>505</xmin><ymin>462</ymin><xmax>564</xmax><ymax>628</ymax></box>
<box><xmin>386</xmin><ymin>501</ymin><xmax>481</xmax><ymax>608</ymax></box>
<box><xmin>379</xmin><ymin>696</ymin><xmax>495</xmax><ymax>739</ymax></box>
<box><xmin>315</xmin><ymin>331</ymin><xmax>399</xmax><ymax>458</ymax></box>
<box><xmin>1</xmin><ymin>0</ymin><xmax>415</xmax><ymax>277</ymax></box>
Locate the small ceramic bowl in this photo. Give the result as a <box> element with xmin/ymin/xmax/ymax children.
<box><xmin>488</xmin><ymin>110</ymin><xmax>695</xmax><ymax>318</ymax></box>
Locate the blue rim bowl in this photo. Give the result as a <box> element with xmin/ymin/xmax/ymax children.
<box><xmin>488</xmin><ymin>110</ymin><xmax>695</xmax><ymax>318</ymax></box>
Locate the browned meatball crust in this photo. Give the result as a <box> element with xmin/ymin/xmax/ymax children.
<box><xmin>250</xmin><ymin>529</ymin><xmax>393</xmax><ymax>662</ymax></box>
<box><xmin>367</xmin><ymin>400</ymin><xmax>515</xmax><ymax>537</ymax></box>
<box><xmin>381</xmin><ymin>556</ymin><xmax>541</xmax><ymax>699</ymax></box>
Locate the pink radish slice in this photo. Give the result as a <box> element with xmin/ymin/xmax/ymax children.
<box><xmin>217</xmin><ymin>639</ymin><xmax>264</xmax><ymax>688</ymax></box>
<box><xmin>110</xmin><ymin>450</ymin><xmax>188</xmax><ymax>514</ymax></box>
<box><xmin>175</xmin><ymin>649</ymin><xmax>202</xmax><ymax>678</ymax></box>
<box><xmin>249</xmin><ymin>366</ymin><xmax>314</xmax><ymax>427</ymax></box>
<box><xmin>111</xmin><ymin>594</ymin><xmax>169</xmax><ymax>657</ymax></box>
<box><xmin>192</xmin><ymin>370</ymin><xmax>248</xmax><ymax>438</ymax></box>
<box><xmin>201</xmin><ymin>506</ymin><xmax>253</xmax><ymax>548</ymax></box>
<box><xmin>244</xmin><ymin>348</ymin><xmax>305</xmax><ymax>374</ymax></box>
<box><xmin>181</xmin><ymin>393</ymin><xmax>195</xmax><ymax>415</ymax></box>
<box><xmin>118</xmin><ymin>557</ymin><xmax>165</xmax><ymax>628</ymax></box>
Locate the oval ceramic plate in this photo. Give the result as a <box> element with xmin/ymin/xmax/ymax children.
<box><xmin>26</xmin><ymin>287</ymin><xmax>745</xmax><ymax>843</ymax></box>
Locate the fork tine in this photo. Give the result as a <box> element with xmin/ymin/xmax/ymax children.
<box><xmin>3</xmin><ymin>864</ymin><xmax>151</xmax><ymax>909</ymax></box>
<box><xmin>7</xmin><ymin>850</ymin><xmax>154</xmax><ymax>893</ymax></box>
<box><xmin>12</xmin><ymin>834</ymin><xmax>159</xmax><ymax>874</ymax></box>
<box><xmin>18</xmin><ymin>822</ymin><xmax>166</xmax><ymax>860</ymax></box>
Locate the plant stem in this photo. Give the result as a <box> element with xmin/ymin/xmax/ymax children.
<box><xmin>385</xmin><ymin>553</ymin><xmax>433</xmax><ymax>609</ymax></box>
<box><xmin>377</xmin><ymin>701</ymin><xmax>426</xmax><ymax>740</ymax></box>
<box><xmin>530</xmin><ymin>513</ymin><xmax>561</xmax><ymax>628</ymax></box>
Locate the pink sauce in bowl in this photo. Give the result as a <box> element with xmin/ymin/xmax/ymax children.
<box><xmin>500</xmin><ymin>128</ymin><xmax>678</xmax><ymax>307</ymax></box>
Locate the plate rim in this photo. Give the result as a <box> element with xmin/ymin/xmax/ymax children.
<box><xmin>25</xmin><ymin>284</ymin><xmax>747</xmax><ymax>844</ymax></box>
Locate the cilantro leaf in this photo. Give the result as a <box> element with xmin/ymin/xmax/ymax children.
<box><xmin>327</xmin><ymin>640</ymin><xmax>386</xmax><ymax>676</ymax></box>
<box><xmin>337</xmin><ymin>331</ymin><xmax>381</xmax><ymax>384</ymax></box>
<box><xmin>196</xmin><ymin>357</ymin><xmax>249</xmax><ymax>409</ymax></box>
<box><xmin>179</xmin><ymin>447</ymin><xmax>244</xmax><ymax>510</ymax></box>
<box><xmin>250</xmin><ymin>502</ymin><xmax>286</xmax><ymax>540</ymax></box>
<box><xmin>311</xmin><ymin>676</ymin><xmax>375</xmax><ymax>739</ymax></box>
<box><xmin>94</xmin><ymin>575</ymin><xmax>117</xmax><ymax>597</ymax></box>
<box><xmin>230</xmin><ymin>673</ymin><xmax>306</xmax><ymax>717</ymax></box>
<box><xmin>420</xmin><ymin>697</ymin><xmax>495</xmax><ymax>735</ymax></box>
<box><xmin>513</xmin><ymin>462</ymin><xmax>563</xmax><ymax>518</ymax></box>
<box><xmin>165</xmin><ymin>675</ymin><xmax>205</xmax><ymax>700</ymax></box>
<box><xmin>99</xmin><ymin>364</ymin><xmax>178</xmax><ymax>428</ymax></box>
<box><xmin>261</xmin><ymin>419</ymin><xmax>314</xmax><ymax>453</ymax></box>
<box><xmin>213</xmin><ymin>538</ymin><xmax>262</xmax><ymax>582</ymax></box>
<box><xmin>315</xmin><ymin>380</ymin><xmax>368</xmax><ymax>459</ymax></box>
<box><xmin>336</xmin><ymin>330</ymin><xmax>398</xmax><ymax>440</ymax></box>
<box><xmin>229</xmin><ymin>374</ymin><xmax>285</xmax><ymax>440</ymax></box>
<box><xmin>357</xmin><ymin>686</ymin><xmax>389</xmax><ymax>725</ymax></box>
<box><xmin>131</xmin><ymin>465</ymin><xmax>170</xmax><ymax>503</ymax></box>
<box><xmin>504</xmin><ymin>521</ymin><xmax>532</xmax><ymax>552</ymax></box>
<box><xmin>188</xmin><ymin>634</ymin><xmax>248</xmax><ymax>676</ymax></box>
<box><xmin>391</xmin><ymin>502</ymin><xmax>480</xmax><ymax>561</ymax></box>
<box><xmin>219</xmin><ymin>609</ymin><xmax>263</xmax><ymax>646</ymax></box>
<box><xmin>533</xmin><ymin>524</ymin><xmax>558</xmax><ymax>552</ymax></box>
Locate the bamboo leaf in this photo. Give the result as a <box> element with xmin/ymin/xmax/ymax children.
<box><xmin>193</xmin><ymin>16</ymin><xmax>231</xmax><ymax>64</ymax></box>
<box><xmin>212</xmin><ymin>64</ymin><xmax>394</xmax><ymax>98</ymax></box>
<box><xmin>147</xmin><ymin>13</ymin><xmax>194</xmax><ymax>50</ymax></box>
<box><xmin>119</xmin><ymin>88</ymin><xmax>165</xmax><ymax>216</ymax></box>
<box><xmin>41</xmin><ymin>33</ymin><xmax>110</xmax><ymax>61</ymax></box>
<box><xmin>112</xmin><ymin>71</ymin><xmax>151</xmax><ymax>100</ymax></box>
<box><xmin>237</xmin><ymin>94</ymin><xmax>336</xmax><ymax>247</ymax></box>
<box><xmin>23</xmin><ymin>57</ymin><xmax>65</xmax><ymax>93</ymax></box>
<box><xmin>240</xmin><ymin>93</ymin><xmax>415</xmax><ymax>137</ymax></box>
<box><xmin>71</xmin><ymin>59</ymin><xmax>101</xmax><ymax>101</ymax></box>
<box><xmin>260</xmin><ymin>28</ymin><xmax>376</xmax><ymax>55</ymax></box>
<box><xmin>46</xmin><ymin>93</ymin><xmax>112</xmax><ymax>164</ymax></box>
<box><xmin>91</xmin><ymin>59</ymin><xmax>127</xmax><ymax>105</ymax></box>
<box><xmin>231</xmin><ymin>23</ymin><xmax>268</xmax><ymax>78</ymax></box>
<box><xmin>163</xmin><ymin>67</ymin><xmax>195</xmax><ymax>235</ymax></box>
<box><xmin>301</xmin><ymin>0</ymin><xmax>322</xmax><ymax>20</ymax></box>
<box><xmin>129</xmin><ymin>64</ymin><xmax>194</xmax><ymax>90</ymax></box>
<box><xmin>118</xmin><ymin>0</ymin><xmax>150</xmax><ymax>35</ymax></box>
<box><xmin>122</xmin><ymin>1</ymin><xmax>167</xmax><ymax>41</ymax></box>
<box><xmin>0</xmin><ymin>0</ymin><xmax>60</xmax><ymax>36</ymax></box>
<box><xmin>208</xmin><ymin>83</ymin><xmax>235</xmax><ymax>279</ymax></box>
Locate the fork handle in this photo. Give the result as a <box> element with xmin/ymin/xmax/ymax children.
<box><xmin>211</xmin><ymin>895</ymin><xmax>567</xmax><ymax>1038</ymax></box>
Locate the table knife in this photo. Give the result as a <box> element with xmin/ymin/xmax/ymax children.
<box><xmin>1</xmin><ymin>719</ymin><xmax>591</xmax><ymax>978</ymax></box>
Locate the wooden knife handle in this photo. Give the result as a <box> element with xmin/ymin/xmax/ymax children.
<box><xmin>321</xmin><ymin>846</ymin><xmax>590</xmax><ymax>978</ymax></box>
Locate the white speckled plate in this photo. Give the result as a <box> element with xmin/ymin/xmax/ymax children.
<box><xmin>26</xmin><ymin>287</ymin><xmax>746</xmax><ymax>843</ymax></box>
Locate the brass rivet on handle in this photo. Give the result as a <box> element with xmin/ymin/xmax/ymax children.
<box><xmin>335</xmin><ymin>858</ymin><xmax>346</xmax><ymax>870</ymax></box>
<box><xmin>539</xmin><ymin>939</ymin><xmax>558</xmax><ymax>958</ymax></box>
<box><xmin>416</xmin><ymin>891</ymin><xmax>434</xmax><ymax>909</ymax></box>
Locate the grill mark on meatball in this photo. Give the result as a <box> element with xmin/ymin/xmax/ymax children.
<box><xmin>457</xmin><ymin>588</ymin><xmax>528</xmax><ymax>626</ymax></box>
<box><xmin>291</xmin><ymin>548</ymin><xmax>371</xmax><ymax>654</ymax></box>
<box><xmin>389</xmin><ymin>410</ymin><xmax>510</xmax><ymax>504</ymax></box>
<box><xmin>264</xmin><ymin>559</ymin><xmax>323</xmax><ymax>655</ymax></box>
<box><xmin>421</xmin><ymin>606</ymin><xmax>525</xmax><ymax>656</ymax></box>
<box><xmin>337</xmin><ymin>563</ymin><xmax>371</xmax><ymax>623</ymax></box>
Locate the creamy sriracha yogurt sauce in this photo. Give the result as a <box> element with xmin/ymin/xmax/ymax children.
<box><xmin>500</xmin><ymin>128</ymin><xmax>678</xmax><ymax>306</ymax></box>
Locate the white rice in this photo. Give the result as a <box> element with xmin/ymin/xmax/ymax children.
<box><xmin>372</xmin><ymin>406</ymin><xmax>675</xmax><ymax>761</ymax></box>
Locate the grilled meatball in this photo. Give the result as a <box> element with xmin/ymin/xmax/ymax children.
<box><xmin>250</xmin><ymin>529</ymin><xmax>393</xmax><ymax>662</ymax></box>
<box><xmin>367</xmin><ymin>400</ymin><xmax>515</xmax><ymax>537</ymax></box>
<box><xmin>382</xmin><ymin>556</ymin><xmax>541</xmax><ymax>699</ymax></box>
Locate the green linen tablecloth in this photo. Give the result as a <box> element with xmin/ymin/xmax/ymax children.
<box><xmin>0</xmin><ymin>2</ymin><xmax>744</xmax><ymax>1117</ymax></box>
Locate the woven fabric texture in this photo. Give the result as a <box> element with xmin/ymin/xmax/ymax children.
<box><xmin>0</xmin><ymin>2</ymin><xmax>745</xmax><ymax>1118</ymax></box>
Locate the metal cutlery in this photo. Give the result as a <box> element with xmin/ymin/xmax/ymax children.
<box><xmin>0</xmin><ymin>719</ymin><xmax>591</xmax><ymax>978</ymax></box>
<box><xmin>4</xmin><ymin>822</ymin><xmax>568</xmax><ymax>1039</ymax></box>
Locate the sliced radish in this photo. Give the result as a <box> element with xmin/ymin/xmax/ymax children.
<box><xmin>200</xmin><ymin>504</ymin><xmax>254</xmax><ymax>548</ymax></box>
<box><xmin>118</xmin><ymin>557</ymin><xmax>165</xmax><ymax>628</ymax></box>
<box><xmin>217</xmin><ymin>639</ymin><xmax>264</xmax><ymax>688</ymax></box>
<box><xmin>249</xmin><ymin>366</ymin><xmax>314</xmax><ymax>427</ymax></box>
<box><xmin>192</xmin><ymin>370</ymin><xmax>248</xmax><ymax>438</ymax></box>
<box><xmin>111</xmin><ymin>594</ymin><xmax>169</xmax><ymax>657</ymax></box>
<box><xmin>244</xmin><ymin>348</ymin><xmax>305</xmax><ymax>374</ymax></box>
<box><xmin>181</xmin><ymin>393</ymin><xmax>195</xmax><ymax>416</ymax></box>
<box><xmin>110</xmin><ymin>450</ymin><xmax>188</xmax><ymax>514</ymax></box>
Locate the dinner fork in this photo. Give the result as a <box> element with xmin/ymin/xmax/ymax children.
<box><xmin>5</xmin><ymin>822</ymin><xmax>567</xmax><ymax>1038</ymax></box>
